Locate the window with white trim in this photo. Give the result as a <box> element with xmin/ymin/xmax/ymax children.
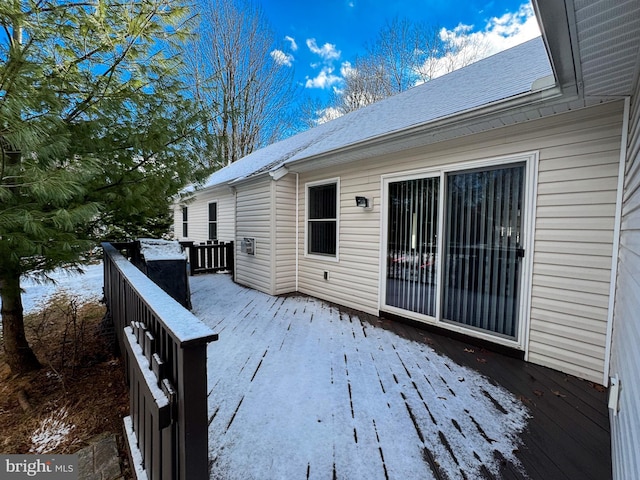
<box><xmin>307</xmin><ymin>180</ymin><xmax>338</xmax><ymax>257</ymax></box>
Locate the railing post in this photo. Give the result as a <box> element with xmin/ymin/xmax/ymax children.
<box><xmin>227</xmin><ymin>241</ymin><xmax>235</xmax><ymax>274</ymax></box>
<box><xmin>176</xmin><ymin>343</ymin><xmax>210</xmax><ymax>479</ymax></box>
<box><xmin>179</xmin><ymin>241</ymin><xmax>196</xmax><ymax>276</ymax></box>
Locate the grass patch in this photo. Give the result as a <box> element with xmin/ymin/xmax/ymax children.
<box><xmin>0</xmin><ymin>294</ymin><xmax>129</xmax><ymax>456</ymax></box>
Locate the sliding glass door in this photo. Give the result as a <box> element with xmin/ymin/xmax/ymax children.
<box><xmin>442</xmin><ymin>165</ymin><xmax>524</xmax><ymax>338</ymax></box>
<box><xmin>384</xmin><ymin>162</ymin><xmax>526</xmax><ymax>341</ymax></box>
<box><xmin>386</xmin><ymin>176</ymin><xmax>439</xmax><ymax>316</ymax></box>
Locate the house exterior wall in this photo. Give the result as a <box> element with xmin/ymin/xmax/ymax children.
<box><xmin>235</xmin><ymin>176</ymin><xmax>273</xmax><ymax>294</ymax></box>
<box><xmin>173</xmin><ymin>187</ymin><xmax>235</xmax><ymax>243</ymax></box>
<box><xmin>610</xmin><ymin>88</ymin><xmax>640</xmax><ymax>478</ymax></box>
<box><xmin>296</xmin><ymin>101</ymin><xmax>623</xmax><ymax>384</ymax></box>
<box><xmin>274</xmin><ymin>175</ymin><xmax>298</xmax><ymax>294</ymax></box>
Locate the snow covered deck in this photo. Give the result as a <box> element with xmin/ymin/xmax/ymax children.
<box><xmin>191</xmin><ymin>274</ymin><xmax>611</xmax><ymax>480</ymax></box>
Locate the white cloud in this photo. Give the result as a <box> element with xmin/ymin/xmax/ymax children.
<box><xmin>340</xmin><ymin>61</ymin><xmax>355</xmax><ymax>78</ymax></box>
<box><xmin>314</xmin><ymin>106</ymin><xmax>344</xmax><ymax>125</ymax></box>
<box><xmin>303</xmin><ymin>39</ymin><xmax>343</xmax><ymax>90</ymax></box>
<box><xmin>270</xmin><ymin>49</ymin><xmax>294</xmax><ymax>67</ymax></box>
<box><xmin>419</xmin><ymin>2</ymin><xmax>540</xmax><ymax>80</ymax></box>
<box><xmin>285</xmin><ymin>35</ymin><xmax>298</xmax><ymax>51</ymax></box>
<box><xmin>478</xmin><ymin>3</ymin><xmax>540</xmax><ymax>54</ymax></box>
<box><xmin>305</xmin><ymin>66</ymin><xmax>341</xmax><ymax>89</ymax></box>
<box><xmin>306</xmin><ymin>38</ymin><xmax>341</xmax><ymax>61</ymax></box>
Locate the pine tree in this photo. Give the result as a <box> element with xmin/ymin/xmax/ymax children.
<box><xmin>0</xmin><ymin>1</ymin><xmax>208</xmax><ymax>374</ymax></box>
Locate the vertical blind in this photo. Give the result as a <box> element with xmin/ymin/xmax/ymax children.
<box><xmin>385</xmin><ymin>164</ymin><xmax>525</xmax><ymax>339</ymax></box>
<box><xmin>386</xmin><ymin>177</ymin><xmax>439</xmax><ymax>316</ymax></box>
<box><xmin>442</xmin><ymin>165</ymin><xmax>524</xmax><ymax>337</ymax></box>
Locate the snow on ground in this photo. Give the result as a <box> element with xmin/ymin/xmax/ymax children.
<box><xmin>19</xmin><ymin>263</ymin><xmax>104</xmax><ymax>314</ymax></box>
<box><xmin>29</xmin><ymin>406</ymin><xmax>75</xmax><ymax>454</ymax></box>
<box><xmin>191</xmin><ymin>274</ymin><xmax>531</xmax><ymax>480</ymax></box>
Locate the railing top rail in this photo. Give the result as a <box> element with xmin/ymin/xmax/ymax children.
<box><xmin>102</xmin><ymin>242</ymin><xmax>218</xmax><ymax>347</ymax></box>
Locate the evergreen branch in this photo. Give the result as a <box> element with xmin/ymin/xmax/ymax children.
<box><xmin>63</xmin><ymin>5</ymin><xmax>163</xmax><ymax>123</ymax></box>
<box><xmin>24</xmin><ymin>2</ymin><xmax>96</xmax><ymax>16</ymax></box>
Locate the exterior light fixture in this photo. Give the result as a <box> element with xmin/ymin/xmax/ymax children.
<box><xmin>355</xmin><ymin>196</ymin><xmax>370</xmax><ymax>208</ymax></box>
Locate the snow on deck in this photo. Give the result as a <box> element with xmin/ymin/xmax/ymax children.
<box><xmin>191</xmin><ymin>274</ymin><xmax>530</xmax><ymax>480</ymax></box>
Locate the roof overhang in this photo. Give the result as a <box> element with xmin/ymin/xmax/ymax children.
<box><xmin>279</xmin><ymin>81</ymin><xmax>568</xmax><ymax>175</ymax></box>
<box><xmin>533</xmin><ymin>0</ymin><xmax>640</xmax><ymax>100</ymax></box>
<box><xmin>532</xmin><ymin>0</ymin><xmax>581</xmax><ymax>97</ymax></box>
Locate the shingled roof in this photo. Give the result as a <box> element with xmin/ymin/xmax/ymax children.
<box><xmin>200</xmin><ymin>36</ymin><xmax>552</xmax><ymax>190</ymax></box>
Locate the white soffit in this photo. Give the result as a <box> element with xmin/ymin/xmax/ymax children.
<box><xmin>573</xmin><ymin>0</ymin><xmax>640</xmax><ymax>98</ymax></box>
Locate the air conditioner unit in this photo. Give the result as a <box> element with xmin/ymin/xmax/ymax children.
<box><xmin>241</xmin><ymin>238</ymin><xmax>255</xmax><ymax>255</ymax></box>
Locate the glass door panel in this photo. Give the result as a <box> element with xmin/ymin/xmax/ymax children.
<box><xmin>442</xmin><ymin>164</ymin><xmax>524</xmax><ymax>338</ymax></box>
<box><xmin>385</xmin><ymin>177</ymin><xmax>439</xmax><ymax>316</ymax></box>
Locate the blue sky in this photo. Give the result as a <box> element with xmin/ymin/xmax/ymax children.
<box><xmin>260</xmin><ymin>0</ymin><xmax>540</xmax><ymax>100</ymax></box>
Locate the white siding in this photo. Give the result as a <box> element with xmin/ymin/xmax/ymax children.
<box><xmin>528</xmin><ymin>110</ymin><xmax>621</xmax><ymax>383</ymax></box>
<box><xmin>298</xmin><ymin>171</ymin><xmax>382</xmax><ymax>314</ymax></box>
<box><xmin>274</xmin><ymin>175</ymin><xmax>297</xmax><ymax>294</ymax></box>
<box><xmin>297</xmin><ymin>101</ymin><xmax>623</xmax><ymax>383</ymax></box>
<box><xmin>235</xmin><ymin>177</ymin><xmax>273</xmax><ymax>294</ymax></box>
<box><xmin>173</xmin><ymin>187</ymin><xmax>235</xmax><ymax>243</ymax></box>
<box><xmin>610</xmin><ymin>82</ymin><xmax>640</xmax><ymax>478</ymax></box>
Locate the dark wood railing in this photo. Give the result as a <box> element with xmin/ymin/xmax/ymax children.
<box><xmin>102</xmin><ymin>242</ymin><xmax>217</xmax><ymax>480</ymax></box>
<box><xmin>180</xmin><ymin>241</ymin><xmax>234</xmax><ymax>275</ymax></box>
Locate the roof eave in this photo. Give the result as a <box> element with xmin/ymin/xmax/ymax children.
<box><xmin>532</xmin><ymin>0</ymin><xmax>581</xmax><ymax>96</ymax></box>
<box><xmin>282</xmin><ymin>82</ymin><xmax>565</xmax><ymax>174</ymax></box>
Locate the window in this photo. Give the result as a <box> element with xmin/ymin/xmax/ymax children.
<box><xmin>307</xmin><ymin>180</ymin><xmax>338</xmax><ymax>257</ymax></box>
<box><xmin>208</xmin><ymin>202</ymin><xmax>218</xmax><ymax>241</ymax></box>
<box><xmin>182</xmin><ymin>206</ymin><xmax>188</xmax><ymax>238</ymax></box>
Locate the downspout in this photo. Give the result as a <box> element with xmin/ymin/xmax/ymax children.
<box><xmin>295</xmin><ymin>173</ymin><xmax>299</xmax><ymax>292</ymax></box>
<box><xmin>232</xmin><ymin>186</ymin><xmax>237</xmax><ymax>284</ymax></box>
<box><xmin>270</xmin><ymin>179</ymin><xmax>277</xmax><ymax>295</ymax></box>
<box><xmin>603</xmin><ymin>96</ymin><xmax>630</xmax><ymax>387</ymax></box>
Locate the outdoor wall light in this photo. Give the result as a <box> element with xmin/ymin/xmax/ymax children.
<box><xmin>355</xmin><ymin>196</ymin><xmax>370</xmax><ymax>208</ymax></box>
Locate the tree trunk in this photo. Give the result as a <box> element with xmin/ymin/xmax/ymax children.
<box><xmin>0</xmin><ymin>269</ymin><xmax>41</xmax><ymax>374</ymax></box>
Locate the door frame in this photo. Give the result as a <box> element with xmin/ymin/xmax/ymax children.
<box><xmin>379</xmin><ymin>151</ymin><xmax>539</xmax><ymax>351</ymax></box>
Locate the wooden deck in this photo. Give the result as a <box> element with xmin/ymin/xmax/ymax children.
<box><xmin>192</xmin><ymin>274</ymin><xmax>611</xmax><ymax>480</ymax></box>
<box><xmin>373</xmin><ymin>315</ymin><xmax>612</xmax><ymax>480</ymax></box>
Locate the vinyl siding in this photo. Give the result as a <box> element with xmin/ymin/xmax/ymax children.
<box><xmin>610</xmin><ymin>82</ymin><xmax>640</xmax><ymax>478</ymax></box>
<box><xmin>274</xmin><ymin>175</ymin><xmax>297</xmax><ymax>294</ymax></box>
<box><xmin>529</xmin><ymin>108</ymin><xmax>621</xmax><ymax>383</ymax></box>
<box><xmin>298</xmin><ymin>171</ymin><xmax>382</xmax><ymax>314</ymax></box>
<box><xmin>296</xmin><ymin>100</ymin><xmax>623</xmax><ymax>383</ymax></box>
<box><xmin>173</xmin><ymin>187</ymin><xmax>235</xmax><ymax>243</ymax></box>
<box><xmin>235</xmin><ymin>177</ymin><xmax>273</xmax><ymax>294</ymax></box>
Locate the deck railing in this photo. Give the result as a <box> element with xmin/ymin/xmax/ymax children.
<box><xmin>179</xmin><ymin>240</ymin><xmax>234</xmax><ymax>275</ymax></box>
<box><xmin>102</xmin><ymin>242</ymin><xmax>218</xmax><ymax>480</ymax></box>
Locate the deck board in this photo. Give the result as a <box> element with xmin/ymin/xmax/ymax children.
<box><xmin>369</xmin><ymin>314</ymin><xmax>612</xmax><ymax>480</ymax></box>
<box><xmin>191</xmin><ymin>275</ymin><xmax>611</xmax><ymax>480</ymax></box>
